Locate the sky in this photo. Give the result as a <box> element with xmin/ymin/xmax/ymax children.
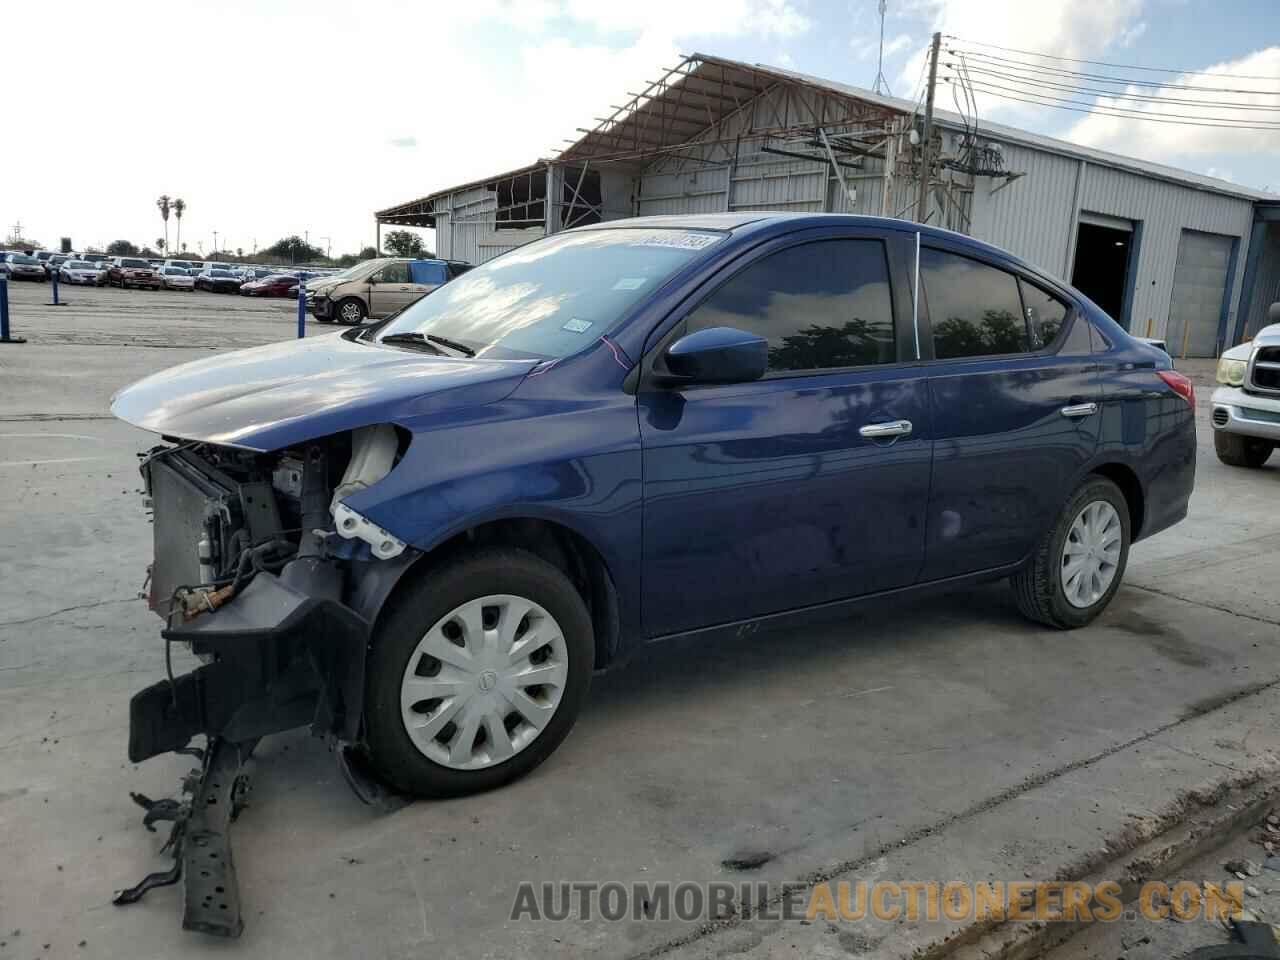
<box><xmin>3</xmin><ymin>0</ymin><xmax>1277</xmax><ymax>258</ymax></box>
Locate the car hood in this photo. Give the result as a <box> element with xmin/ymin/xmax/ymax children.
<box><xmin>111</xmin><ymin>332</ymin><xmax>537</xmax><ymax>451</ymax></box>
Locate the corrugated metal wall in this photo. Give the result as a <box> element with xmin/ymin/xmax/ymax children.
<box><xmin>1077</xmin><ymin>164</ymin><xmax>1253</xmax><ymax>343</ymax></box>
<box><xmin>1246</xmin><ymin>224</ymin><xmax>1280</xmax><ymax>336</ymax></box>
<box><xmin>429</xmin><ymin>185</ymin><xmax>543</xmax><ymax>264</ymax></box>
<box><xmin>968</xmin><ymin>141</ymin><xmax>1079</xmax><ymax>278</ymax></box>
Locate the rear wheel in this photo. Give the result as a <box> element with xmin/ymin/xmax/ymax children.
<box><xmin>1214</xmin><ymin>431</ymin><xmax>1273</xmax><ymax>468</ymax></box>
<box><xmin>363</xmin><ymin>547</ymin><xmax>593</xmax><ymax>797</ymax></box>
<box><xmin>1011</xmin><ymin>476</ymin><xmax>1130</xmax><ymax>629</ymax></box>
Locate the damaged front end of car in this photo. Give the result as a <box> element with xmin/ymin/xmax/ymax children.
<box><xmin>114</xmin><ymin>423</ymin><xmax>418</xmax><ymax>935</ymax></box>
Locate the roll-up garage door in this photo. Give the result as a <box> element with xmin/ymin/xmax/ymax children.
<box><xmin>1167</xmin><ymin>229</ymin><xmax>1233</xmax><ymax>358</ymax></box>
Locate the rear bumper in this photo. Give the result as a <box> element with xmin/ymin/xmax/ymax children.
<box><xmin>128</xmin><ymin>570</ymin><xmax>369</xmax><ymax>763</ymax></box>
<box><xmin>1210</xmin><ymin>386</ymin><xmax>1280</xmax><ymax>441</ymax></box>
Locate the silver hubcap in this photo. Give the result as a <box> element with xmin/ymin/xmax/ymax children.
<box><xmin>341</xmin><ymin>303</ymin><xmax>361</xmax><ymax>322</ymax></box>
<box><xmin>399</xmin><ymin>594</ymin><xmax>568</xmax><ymax>771</ymax></box>
<box><xmin>1061</xmin><ymin>500</ymin><xmax>1122</xmax><ymax>609</ymax></box>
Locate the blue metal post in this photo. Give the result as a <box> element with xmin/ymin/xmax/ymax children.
<box><xmin>296</xmin><ymin>277</ymin><xmax>306</xmax><ymax>338</ymax></box>
<box><xmin>0</xmin><ymin>276</ymin><xmax>25</xmax><ymax>344</ymax></box>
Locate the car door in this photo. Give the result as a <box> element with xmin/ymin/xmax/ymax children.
<box><xmin>636</xmin><ymin>229</ymin><xmax>933</xmax><ymax>638</ymax></box>
<box><xmin>368</xmin><ymin>261</ymin><xmax>412</xmax><ymax>317</ymax></box>
<box><xmin>916</xmin><ymin>242</ymin><xmax>1099</xmax><ymax>581</ymax></box>
<box><xmin>406</xmin><ymin>261</ymin><xmax>447</xmax><ymax>306</ymax></box>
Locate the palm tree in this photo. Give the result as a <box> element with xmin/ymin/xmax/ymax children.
<box><xmin>172</xmin><ymin>198</ymin><xmax>185</xmax><ymax>255</ymax></box>
<box><xmin>156</xmin><ymin>195</ymin><xmax>171</xmax><ymax>257</ymax></box>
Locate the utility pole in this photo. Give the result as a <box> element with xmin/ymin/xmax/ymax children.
<box><xmin>915</xmin><ymin>31</ymin><xmax>941</xmax><ymax>223</ymax></box>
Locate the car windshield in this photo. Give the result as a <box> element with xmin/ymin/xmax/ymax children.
<box><xmin>66</xmin><ymin>261</ymin><xmax>90</xmax><ymax>269</ymax></box>
<box><xmin>210</xmin><ymin>269</ymin><xmax>233</xmax><ymax>277</ymax></box>
<box><xmin>163</xmin><ymin>268</ymin><xmax>184</xmax><ymax>275</ymax></box>
<box><xmin>10</xmin><ymin>255</ymin><xmax>38</xmax><ymax>264</ymax></box>
<box><xmin>373</xmin><ymin>228</ymin><xmax>723</xmax><ymax>360</ymax></box>
<box><xmin>121</xmin><ymin>259</ymin><xmax>149</xmax><ymax>268</ymax></box>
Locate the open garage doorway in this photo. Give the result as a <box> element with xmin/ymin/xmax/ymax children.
<box><xmin>1071</xmin><ymin>214</ymin><xmax>1136</xmax><ymax>327</ymax></box>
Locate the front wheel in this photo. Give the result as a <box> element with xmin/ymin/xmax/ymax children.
<box><xmin>1010</xmin><ymin>476</ymin><xmax>1130</xmax><ymax>629</ymax></box>
<box><xmin>335</xmin><ymin>297</ymin><xmax>366</xmax><ymax>325</ymax></box>
<box><xmin>363</xmin><ymin>548</ymin><xmax>594</xmax><ymax>798</ymax></box>
<box><xmin>1214</xmin><ymin>431</ymin><xmax>1273</xmax><ymax>468</ymax></box>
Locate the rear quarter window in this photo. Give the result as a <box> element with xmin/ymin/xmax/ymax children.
<box><xmin>921</xmin><ymin>248</ymin><xmax>1030</xmax><ymax>359</ymax></box>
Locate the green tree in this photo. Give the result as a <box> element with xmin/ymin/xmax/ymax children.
<box><xmin>107</xmin><ymin>239</ymin><xmax>140</xmax><ymax>256</ymax></box>
<box><xmin>335</xmin><ymin>246</ymin><xmax>380</xmax><ymax>268</ymax></box>
<box><xmin>383</xmin><ymin>230</ymin><xmax>431</xmax><ymax>258</ymax></box>
<box><xmin>262</xmin><ymin>235</ymin><xmax>326</xmax><ymax>264</ymax></box>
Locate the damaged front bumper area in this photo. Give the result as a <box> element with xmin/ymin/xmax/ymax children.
<box><xmin>117</xmin><ymin>426</ymin><xmax>415</xmax><ymax>935</ymax></box>
<box><xmin>128</xmin><ymin>570</ymin><xmax>369</xmax><ymax>764</ymax></box>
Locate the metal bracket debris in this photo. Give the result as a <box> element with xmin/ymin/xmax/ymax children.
<box><xmin>113</xmin><ymin>738</ymin><xmax>255</xmax><ymax>938</ymax></box>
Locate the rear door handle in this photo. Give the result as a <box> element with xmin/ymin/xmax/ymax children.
<box><xmin>859</xmin><ymin>419</ymin><xmax>913</xmax><ymax>439</ymax></box>
<box><xmin>1060</xmin><ymin>402</ymin><xmax>1099</xmax><ymax>418</ymax></box>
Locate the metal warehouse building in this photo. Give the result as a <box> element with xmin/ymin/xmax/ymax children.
<box><xmin>376</xmin><ymin>52</ymin><xmax>1280</xmax><ymax>358</ymax></box>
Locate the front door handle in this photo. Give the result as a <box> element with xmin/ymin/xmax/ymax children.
<box><xmin>859</xmin><ymin>419</ymin><xmax>913</xmax><ymax>439</ymax></box>
<box><xmin>1060</xmin><ymin>402</ymin><xmax>1099</xmax><ymax>418</ymax></box>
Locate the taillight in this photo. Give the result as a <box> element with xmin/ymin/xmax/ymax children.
<box><xmin>1157</xmin><ymin>370</ymin><xmax>1195</xmax><ymax>408</ymax></box>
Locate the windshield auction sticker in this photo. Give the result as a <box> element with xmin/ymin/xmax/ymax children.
<box><xmin>633</xmin><ymin>231</ymin><xmax>723</xmax><ymax>250</ymax></box>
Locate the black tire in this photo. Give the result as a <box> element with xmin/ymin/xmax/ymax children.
<box><xmin>334</xmin><ymin>297</ymin><xmax>366</xmax><ymax>325</ymax></box>
<box><xmin>1010</xmin><ymin>475</ymin><xmax>1131</xmax><ymax>629</ymax></box>
<box><xmin>364</xmin><ymin>547</ymin><xmax>594</xmax><ymax>798</ymax></box>
<box><xmin>1214</xmin><ymin>431</ymin><xmax>1273</xmax><ymax>468</ymax></box>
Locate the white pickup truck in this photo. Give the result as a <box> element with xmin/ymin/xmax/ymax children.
<box><xmin>1211</xmin><ymin>302</ymin><xmax>1280</xmax><ymax>467</ymax></box>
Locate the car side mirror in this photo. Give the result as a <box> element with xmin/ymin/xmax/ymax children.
<box><xmin>368</xmin><ymin>276</ymin><xmax>379</xmax><ymax>284</ymax></box>
<box><xmin>662</xmin><ymin>326</ymin><xmax>768</xmax><ymax>385</ymax></box>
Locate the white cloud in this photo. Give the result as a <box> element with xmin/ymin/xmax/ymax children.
<box><xmin>562</xmin><ymin>0</ymin><xmax>811</xmax><ymax>38</ymax></box>
<box><xmin>1066</xmin><ymin>46</ymin><xmax>1280</xmax><ymax>159</ymax></box>
<box><xmin>0</xmin><ymin>0</ymin><xmax>809</xmax><ymax>256</ymax></box>
<box><xmin>1118</xmin><ymin>21</ymin><xmax>1147</xmax><ymax>47</ymax></box>
<box><xmin>884</xmin><ymin>33</ymin><xmax>915</xmax><ymax>57</ymax></box>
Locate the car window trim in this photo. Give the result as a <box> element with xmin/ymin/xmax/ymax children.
<box><xmin>915</xmin><ymin>241</ymin><xmax>1085</xmax><ymax>365</ymax></box>
<box><xmin>634</xmin><ymin>227</ymin><xmax>915</xmax><ymax>392</ymax></box>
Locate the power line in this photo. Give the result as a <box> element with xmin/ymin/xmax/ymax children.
<box><xmin>947</xmin><ymin>46</ymin><xmax>1280</xmax><ymax>96</ymax></box>
<box><xmin>947</xmin><ymin>77</ymin><xmax>1280</xmax><ymax>130</ymax></box>
<box><xmin>951</xmin><ymin>61</ymin><xmax>1280</xmax><ymax>111</ymax></box>
<box><xmin>945</xmin><ymin>34</ymin><xmax>1280</xmax><ymax>82</ymax></box>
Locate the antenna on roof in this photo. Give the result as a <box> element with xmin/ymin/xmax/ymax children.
<box><xmin>873</xmin><ymin>0</ymin><xmax>892</xmax><ymax>95</ymax></box>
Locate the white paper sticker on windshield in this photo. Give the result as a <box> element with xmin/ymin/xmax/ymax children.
<box><xmin>634</xmin><ymin>231</ymin><xmax>721</xmax><ymax>250</ymax></box>
<box><xmin>562</xmin><ymin>318</ymin><xmax>593</xmax><ymax>333</ymax></box>
<box><xmin>612</xmin><ymin>277</ymin><xmax>647</xmax><ymax>291</ymax></box>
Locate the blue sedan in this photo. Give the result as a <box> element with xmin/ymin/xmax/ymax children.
<box><xmin>112</xmin><ymin>213</ymin><xmax>1195</xmax><ymax>800</ymax></box>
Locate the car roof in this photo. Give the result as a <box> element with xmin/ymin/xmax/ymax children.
<box><xmin>580</xmin><ymin>212</ymin><xmax>1049</xmax><ymax>285</ymax></box>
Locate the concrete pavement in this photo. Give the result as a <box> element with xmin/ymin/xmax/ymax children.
<box><xmin>0</xmin><ymin>283</ymin><xmax>1276</xmax><ymax>959</ymax></box>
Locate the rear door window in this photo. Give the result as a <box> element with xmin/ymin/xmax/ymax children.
<box><xmin>685</xmin><ymin>238</ymin><xmax>896</xmax><ymax>374</ymax></box>
<box><xmin>921</xmin><ymin>248</ymin><xmax>1030</xmax><ymax>359</ymax></box>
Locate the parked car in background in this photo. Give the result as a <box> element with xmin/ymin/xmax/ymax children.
<box><xmin>59</xmin><ymin>259</ymin><xmax>106</xmax><ymax>285</ymax></box>
<box><xmin>108</xmin><ymin>257</ymin><xmax>163</xmax><ymax>289</ymax></box>
<box><xmin>44</xmin><ymin>254</ymin><xmax>70</xmax><ymax>277</ymax></box>
<box><xmin>1211</xmin><ymin>302</ymin><xmax>1280</xmax><ymax>468</ymax></box>
<box><xmin>4</xmin><ymin>253</ymin><xmax>48</xmax><ymax>281</ymax></box>
<box><xmin>110</xmin><ymin>213</ymin><xmax>1196</xmax><ymax>800</ymax></box>
<box><xmin>146</xmin><ymin>258</ymin><xmax>165</xmax><ymax>268</ymax></box>
<box><xmin>195</xmin><ymin>266</ymin><xmax>241</xmax><ymax>293</ymax></box>
<box><xmin>240</xmin><ymin>273</ymin><xmax>299</xmax><ymax>297</ymax></box>
<box><xmin>81</xmin><ymin>253</ymin><xmax>109</xmax><ymax>265</ymax></box>
<box><xmin>163</xmin><ymin>259</ymin><xmax>198</xmax><ymax>273</ymax></box>
<box><xmin>308</xmin><ymin>257</ymin><xmax>473</xmax><ymax>324</ymax></box>
<box><xmin>159</xmin><ymin>266</ymin><xmax>195</xmax><ymax>291</ymax></box>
